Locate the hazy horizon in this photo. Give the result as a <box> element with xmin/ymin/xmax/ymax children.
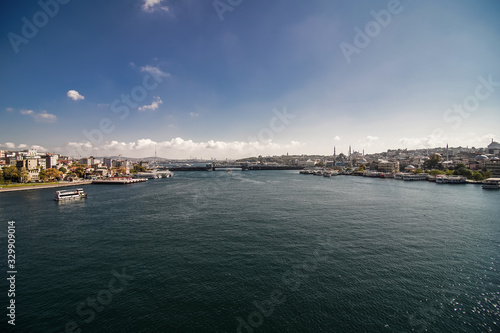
<box><xmin>1</xmin><ymin>0</ymin><xmax>499</xmax><ymax>159</ymax></box>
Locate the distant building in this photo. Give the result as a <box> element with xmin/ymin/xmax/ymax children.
<box><xmin>487</xmin><ymin>140</ymin><xmax>500</xmax><ymax>155</ymax></box>
<box><xmin>80</xmin><ymin>157</ymin><xmax>94</xmax><ymax>166</ymax></box>
<box><xmin>378</xmin><ymin>161</ymin><xmax>399</xmax><ymax>174</ymax></box>
<box><xmin>485</xmin><ymin>160</ymin><xmax>500</xmax><ymax>178</ymax></box>
<box><xmin>103</xmin><ymin>158</ymin><xmax>113</xmax><ymax>168</ymax></box>
<box><xmin>45</xmin><ymin>154</ymin><xmax>59</xmax><ymax>169</ymax></box>
<box><xmin>38</xmin><ymin>158</ymin><xmax>46</xmax><ymax>170</ymax></box>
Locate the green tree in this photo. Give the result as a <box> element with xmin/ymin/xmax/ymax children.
<box><xmin>47</xmin><ymin>168</ymin><xmax>62</xmax><ymax>180</ymax></box>
<box><xmin>0</xmin><ymin>169</ymin><xmax>4</xmax><ymax>184</ymax></box>
<box><xmin>482</xmin><ymin>170</ymin><xmax>492</xmax><ymax>179</ymax></box>
<box><xmin>414</xmin><ymin>168</ymin><xmax>424</xmax><ymax>174</ymax></box>
<box><xmin>2</xmin><ymin>166</ymin><xmax>18</xmax><ymax>181</ymax></box>
<box><xmin>75</xmin><ymin>167</ymin><xmax>85</xmax><ymax>178</ymax></box>
<box><xmin>20</xmin><ymin>168</ymin><xmax>29</xmax><ymax>183</ymax></box>
<box><xmin>132</xmin><ymin>164</ymin><xmax>146</xmax><ymax>173</ymax></box>
<box><xmin>423</xmin><ymin>154</ymin><xmax>443</xmax><ymax>170</ymax></box>
<box><xmin>59</xmin><ymin>166</ymin><xmax>67</xmax><ymax>174</ymax></box>
<box><xmin>39</xmin><ymin>170</ymin><xmax>49</xmax><ymax>182</ymax></box>
<box><xmin>429</xmin><ymin>169</ymin><xmax>445</xmax><ymax>176</ymax></box>
<box><xmin>358</xmin><ymin>164</ymin><xmax>366</xmax><ymax>172</ymax></box>
<box><xmin>472</xmin><ymin>171</ymin><xmax>484</xmax><ymax>181</ymax></box>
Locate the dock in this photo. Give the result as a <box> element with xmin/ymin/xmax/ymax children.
<box><xmin>92</xmin><ymin>177</ymin><xmax>147</xmax><ymax>184</ymax></box>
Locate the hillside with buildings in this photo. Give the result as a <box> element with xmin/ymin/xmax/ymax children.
<box><xmin>1</xmin><ymin>140</ymin><xmax>500</xmax><ymax>183</ymax></box>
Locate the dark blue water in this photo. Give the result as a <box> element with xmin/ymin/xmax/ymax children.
<box><xmin>1</xmin><ymin>171</ymin><xmax>499</xmax><ymax>332</ymax></box>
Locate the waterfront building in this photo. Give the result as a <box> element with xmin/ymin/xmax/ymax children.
<box><xmin>378</xmin><ymin>160</ymin><xmax>400</xmax><ymax>174</ymax></box>
<box><xmin>103</xmin><ymin>158</ymin><xmax>113</xmax><ymax>167</ymax></box>
<box><xmin>487</xmin><ymin>139</ymin><xmax>500</xmax><ymax>155</ymax></box>
<box><xmin>485</xmin><ymin>160</ymin><xmax>500</xmax><ymax>178</ymax></box>
<box><xmin>44</xmin><ymin>154</ymin><xmax>59</xmax><ymax>169</ymax></box>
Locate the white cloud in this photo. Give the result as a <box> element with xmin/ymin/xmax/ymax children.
<box><xmin>18</xmin><ymin>144</ymin><xmax>28</xmax><ymax>149</ymax></box>
<box><xmin>19</xmin><ymin>109</ymin><xmax>57</xmax><ymax>123</ymax></box>
<box><xmin>400</xmin><ymin>135</ymin><xmax>446</xmax><ymax>149</ymax></box>
<box><xmin>30</xmin><ymin>145</ymin><xmax>47</xmax><ymax>151</ymax></box>
<box><xmin>140</xmin><ymin>65</ymin><xmax>171</xmax><ymax>78</ymax></box>
<box><xmin>4</xmin><ymin>142</ymin><xmax>16</xmax><ymax>149</ymax></box>
<box><xmin>34</xmin><ymin>111</ymin><xmax>57</xmax><ymax>123</ymax></box>
<box><xmin>5</xmin><ymin>107</ymin><xmax>14</xmax><ymax>112</ymax></box>
<box><xmin>366</xmin><ymin>136</ymin><xmax>379</xmax><ymax>142</ymax></box>
<box><xmin>62</xmin><ymin>137</ymin><xmax>304</xmax><ymax>159</ymax></box>
<box><xmin>333</xmin><ymin>136</ymin><xmax>341</xmax><ymax>141</ymax></box>
<box><xmin>142</xmin><ymin>0</ymin><xmax>169</xmax><ymax>12</ymax></box>
<box><xmin>189</xmin><ymin>112</ymin><xmax>199</xmax><ymax>118</ymax></box>
<box><xmin>67</xmin><ymin>90</ymin><xmax>85</xmax><ymax>101</ymax></box>
<box><xmin>138</xmin><ymin>96</ymin><xmax>163</xmax><ymax>112</ymax></box>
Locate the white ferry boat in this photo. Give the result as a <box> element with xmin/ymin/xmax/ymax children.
<box><xmin>436</xmin><ymin>175</ymin><xmax>466</xmax><ymax>184</ymax></box>
<box><xmin>395</xmin><ymin>172</ymin><xmax>412</xmax><ymax>180</ymax></box>
<box><xmin>363</xmin><ymin>171</ymin><xmax>382</xmax><ymax>177</ymax></box>
<box><xmin>402</xmin><ymin>174</ymin><xmax>428</xmax><ymax>181</ymax></box>
<box><xmin>54</xmin><ymin>188</ymin><xmax>87</xmax><ymax>201</ymax></box>
<box><xmin>482</xmin><ymin>178</ymin><xmax>500</xmax><ymax>190</ymax></box>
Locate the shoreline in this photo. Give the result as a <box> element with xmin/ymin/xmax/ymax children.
<box><xmin>0</xmin><ymin>181</ymin><xmax>92</xmax><ymax>193</ymax></box>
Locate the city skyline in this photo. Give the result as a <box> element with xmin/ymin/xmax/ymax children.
<box><xmin>1</xmin><ymin>0</ymin><xmax>500</xmax><ymax>159</ymax></box>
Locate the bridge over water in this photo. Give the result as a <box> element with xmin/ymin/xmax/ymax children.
<box><xmin>160</xmin><ymin>163</ymin><xmax>303</xmax><ymax>172</ymax></box>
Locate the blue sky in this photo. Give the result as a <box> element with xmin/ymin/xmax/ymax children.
<box><xmin>1</xmin><ymin>0</ymin><xmax>499</xmax><ymax>159</ymax></box>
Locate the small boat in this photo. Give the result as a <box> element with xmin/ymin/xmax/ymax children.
<box><xmin>379</xmin><ymin>173</ymin><xmax>395</xmax><ymax>178</ymax></box>
<box><xmin>54</xmin><ymin>188</ymin><xmax>87</xmax><ymax>201</ymax></box>
<box><xmin>482</xmin><ymin>178</ymin><xmax>500</xmax><ymax>190</ymax></box>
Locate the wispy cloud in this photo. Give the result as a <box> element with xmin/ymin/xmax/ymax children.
<box><xmin>141</xmin><ymin>0</ymin><xmax>169</xmax><ymax>13</ymax></box>
<box><xmin>19</xmin><ymin>109</ymin><xmax>57</xmax><ymax>123</ymax></box>
<box><xmin>3</xmin><ymin>142</ymin><xmax>16</xmax><ymax>149</ymax></box>
<box><xmin>400</xmin><ymin>135</ymin><xmax>446</xmax><ymax>149</ymax></box>
<box><xmin>0</xmin><ymin>142</ymin><xmax>46</xmax><ymax>150</ymax></box>
<box><xmin>67</xmin><ymin>90</ymin><xmax>85</xmax><ymax>101</ymax></box>
<box><xmin>140</xmin><ymin>65</ymin><xmax>170</xmax><ymax>78</ymax></box>
<box><xmin>34</xmin><ymin>111</ymin><xmax>57</xmax><ymax>123</ymax></box>
<box><xmin>20</xmin><ymin>109</ymin><xmax>34</xmax><ymax>115</ymax></box>
<box><xmin>189</xmin><ymin>112</ymin><xmax>199</xmax><ymax>118</ymax></box>
<box><xmin>63</xmin><ymin>138</ymin><xmax>304</xmax><ymax>159</ymax></box>
<box><xmin>5</xmin><ymin>107</ymin><xmax>14</xmax><ymax>112</ymax></box>
<box><xmin>138</xmin><ymin>96</ymin><xmax>163</xmax><ymax>112</ymax></box>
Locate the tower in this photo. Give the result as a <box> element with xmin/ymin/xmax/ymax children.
<box><xmin>349</xmin><ymin>145</ymin><xmax>351</xmax><ymax>160</ymax></box>
<box><xmin>446</xmin><ymin>143</ymin><xmax>449</xmax><ymax>161</ymax></box>
<box><xmin>333</xmin><ymin>146</ymin><xmax>336</xmax><ymax>167</ymax></box>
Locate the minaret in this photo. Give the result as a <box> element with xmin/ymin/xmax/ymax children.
<box><xmin>349</xmin><ymin>145</ymin><xmax>351</xmax><ymax>161</ymax></box>
<box><xmin>333</xmin><ymin>146</ymin><xmax>336</xmax><ymax>167</ymax></box>
<box><xmin>446</xmin><ymin>144</ymin><xmax>449</xmax><ymax>161</ymax></box>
